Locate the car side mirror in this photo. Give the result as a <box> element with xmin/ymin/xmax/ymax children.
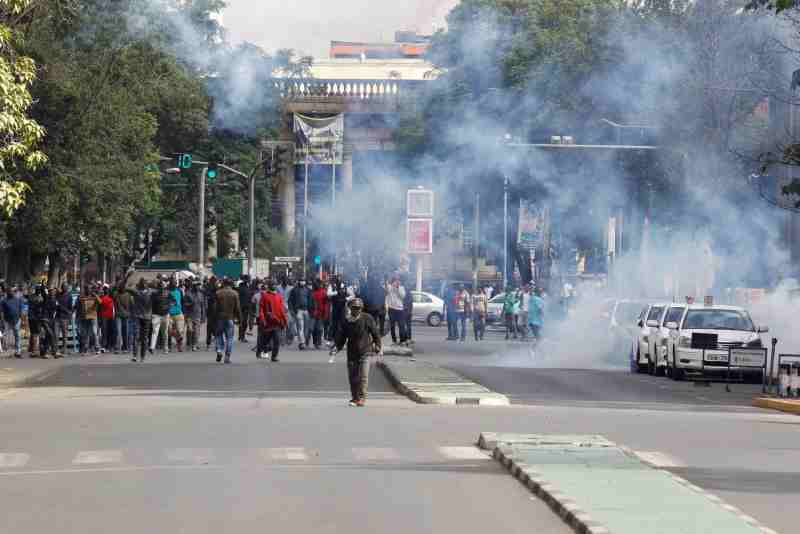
<box><xmin>757</xmin><ymin>326</ymin><xmax>769</xmax><ymax>333</ymax></box>
<box><xmin>637</xmin><ymin>319</ymin><xmax>644</xmax><ymax>327</ymax></box>
<box><xmin>665</xmin><ymin>322</ymin><xmax>679</xmax><ymax>330</ymax></box>
<box><xmin>646</xmin><ymin>320</ymin><xmax>659</xmax><ymax>328</ymax></box>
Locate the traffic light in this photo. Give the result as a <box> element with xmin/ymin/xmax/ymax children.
<box><xmin>207</xmin><ymin>161</ymin><xmax>219</xmax><ymax>183</ymax></box>
<box><xmin>314</xmin><ymin>255</ymin><xmax>321</xmax><ymax>266</ymax></box>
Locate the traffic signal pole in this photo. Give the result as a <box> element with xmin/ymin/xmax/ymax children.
<box><xmin>198</xmin><ymin>167</ymin><xmax>207</xmax><ymax>268</ymax></box>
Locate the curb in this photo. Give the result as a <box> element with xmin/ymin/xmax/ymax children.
<box><xmin>753</xmin><ymin>397</ymin><xmax>800</xmax><ymax>415</ymax></box>
<box><xmin>492</xmin><ymin>444</ymin><xmax>612</xmax><ymax>534</ymax></box>
<box><xmin>377</xmin><ymin>360</ymin><xmax>510</xmax><ymax>406</ymax></box>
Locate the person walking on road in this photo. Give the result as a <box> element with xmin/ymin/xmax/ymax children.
<box><xmin>256</xmin><ymin>281</ymin><xmax>288</xmax><ymax>362</ymax></box>
<box><xmin>288</xmin><ymin>279</ymin><xmax>311</xmax><ymax>350</ymax></box>
<box><xmin>471</xmin><ymin>286</ymin><xmax>488</xmax><ymax>341</ymax></box>
<box><xmin>237</xmin><ymin>276</ymin><xmax>252</xmax><ymax>342</ymax></box>
<box><xmin>503</xmin><ymin>288</ymin><xmax>518</xmax><ymax>340</ymax></box>
<box><xmin>114</xmin><ymin>283</ymin><xmax>133</xmax><ymax>353</ymax></box>
<box><xmin>98</xmin><ymin>285</ymin><xmax>115</xmax><ymax>353</ymax></box>
<box><xmin>131</xmin><ymin>279</ymin><xmax>152</xmax><ymax>362</ymax></box>
<box><xmin>330</xmin><ymin>298</ymin><xmax>382</xmax><ymax>407</ymax></box>
<box><xmin>78</xmin><ymin>286</ymin><xmax>101</xmax><ymax>355</ymax></box>
<box><xmin>386</xmin><ymin>275</ymin><xmax>406</xmax><ymax>346</ymax></box>
<box><xmin>402</xmin><ymin>280</ymin><xmax>413</xmax><ymax>346</ymax></box>
<box><xmin>41</xmin><ymin>288</ymin><xmax>60</xmax><ymax>358</ymax></box>
<box><xmin>56</xmin><ymin>284</ymin><xmax>74</xmax><ymax>355</ymax></box>
<box><xmin>150</xmin><ymin>280</ymin><xmax>175</xmax><ymax>355</ymax></box>
<box><xmin>2</xmin><ymin>287</ymin><xmax>24</xmax><ymax>358</ymax></box>
<box><xmin>205</xmin><ymin>277</ymin><xmax>218</xmax><ymax>351</ymax></box>
<box><xmin>166</xmin><ymin>278</ymin><xmax>185</xmax><ymax>352</ymax></box>
<box><xmin>528</xmin><ymin>287</ymin><xmax>545</xmax><ymax>340</ymax></box>
<box><xmin>215</xmin><ymin>278</ymin><xmax>241</xmax><ymax>364</ymax></box>
<box><xmin>454</xmin><ymin>285</ymin><xmax>469</xmax><ymax>342</ymax></box>
<box><xmin>445</xmin><ymin>284</ymin><xmax>458</xmax><ymax>340</ymax></box>
<box><xmin>310</xmin><ymin>279</ymin><xmax>329</xmax><ymax>349</ymax></box>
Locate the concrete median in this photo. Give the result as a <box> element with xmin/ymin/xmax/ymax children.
<box><xmin>378</xmin><ymin>357</ymin><xmax>509</xmax><ymax>405</ymax></box>
<box><xmin>753</xmin><ymin>397</ymin><xmax>800</xmax><ymax>415</ymax></box>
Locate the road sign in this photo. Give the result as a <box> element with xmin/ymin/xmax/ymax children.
<box><xmin>407</xmin><ymin>189</ymin><xmax>434</xmax><ymax>218</ymax></box>
<box><xmin>407</xmin><ymin>218</ymin><xmax>433</xmax><ymax>254</ymax></box>
<box><xmin>274</xmin><ymin>256</ymin><xmax>301</xmax><ymax>263</ymax></box>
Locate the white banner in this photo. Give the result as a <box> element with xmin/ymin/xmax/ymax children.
<box><xmin>293</xmin><ymin>114</ymin><xmax>344</xmax><ymax>164</ymax></box>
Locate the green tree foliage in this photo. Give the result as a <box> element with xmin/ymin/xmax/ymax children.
<box><xmin>0</xmin><ymin>0</ymin><xmax>47</xmax><ymax>217</ymax></box>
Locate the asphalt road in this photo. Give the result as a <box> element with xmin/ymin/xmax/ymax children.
<box><xmin>0</xmin><ymin>324</ymin><xmax>797</xmax><ymax>534</ymax></box>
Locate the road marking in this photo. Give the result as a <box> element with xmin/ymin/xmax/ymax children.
<box><xmin>438</xmin><ymin>446</ymin><xmax>490</xmax><ymax>460</ymax></box>
<box><xmin>632</xmin><ymin>451</ymin><xmax>686</xmax><ymax>468</ymax></box>
<box><xmin>72</xmin><ymin>450</ymin><xmax>123</xmax><ymax>465</ymax></box>
<box><xmin>165</xmin><ymin>448</ymin><xmax>214</xmax><ymax>464</ymax></box>
<box><xmin>352</xmin><ymin>447</ymin><xmax>399</xmax><ymax>461</ymax></box>
<box><xmin>0</xmin><ymin>453</ymin><xmax>30</xmax><ymax>468</ymax></box>
<box><xmin>263</xmin><ymin>448</ymin><xmax>308</xmax><ymax>461</ymax></box>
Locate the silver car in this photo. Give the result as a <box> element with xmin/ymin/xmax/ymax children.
<box><xmin>412</xmin><ymin>291</ymin><xmax>445</xmax><ymax>327</ymax></box>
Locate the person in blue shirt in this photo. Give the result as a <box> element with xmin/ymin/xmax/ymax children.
<box><xmin>166</xmin><ymin>278</ymin><xmax>185</xmax><ymax>352</ymax></box>
<box><xmin>528</xmin><ymin>287</ymin><xmax>545</xmax><ymax>340</ymax></box>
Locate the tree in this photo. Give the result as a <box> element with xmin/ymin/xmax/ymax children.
<box><xmin>0</xmin><ymin>0</ymin><xmax>47</xmax><ymax>217</ymax></box>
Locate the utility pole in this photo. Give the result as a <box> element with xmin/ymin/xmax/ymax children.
<box><xmin>248</xmin><ymin>154</ymin><xmax>258</xmax><ymax>276</ymax></box>
<box><xmin>472</xmin><ymin>192</ymin><xmax>480</xmax><ymax>292</ymax></box>
<box><xmin>503</xmin><ymin>176</ymin><xmax>509</xmax><ymax>291</ymax></box>
<box><xmin>198</xmin><ymin>167</ymin><xmax>207</xmax><ymax>268</ymax></box>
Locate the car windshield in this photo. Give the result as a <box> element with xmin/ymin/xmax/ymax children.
<box><xmin>664</xmin><ymin>307</ymin><xmax>685</xmax><ymax>324</ymax></box>
<box><xmin>616</xmin><ymin>302</ymin><xmax>646</xmax><ymax>323</ymax></box>
<box><xmin>682</xmin><ymin>309</ymin><xmax>754</xmax><ymax>331</ymax></box>
<box><xmin>490</xmin><ymin>294</ymin><xmax>505</xmax><ymax>303</ymax></box>
<box><xmin>647</xmin><ymin>306</ymin><xmax>664</xmax><ymax>321</ymax></box>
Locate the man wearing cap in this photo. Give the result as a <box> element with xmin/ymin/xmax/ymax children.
<box><xmin>331</xmin><ymin>298</ymin><xmax>382</xmax><ymax>407</ymax></box>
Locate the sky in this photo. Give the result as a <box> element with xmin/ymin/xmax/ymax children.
<box><xmin>220</xmin><ymin>0</ymin><xmax>458</xmax><ymax>58</ymax></box>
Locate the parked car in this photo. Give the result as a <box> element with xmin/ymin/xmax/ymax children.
<box><xmin>605</xmin><ymin>299</ymin><xmax>648</xmax><ymax>362</ymax></box>
<box><xmin>632</xmin><ymin>303</ymin><xmax>667</xmax><ymax>373</ymax></box>
<box><xmin>646</xmin><ymin>304</ymin><xmax>686</xmax><ymax>376</ymax></box>
<box><xmin>664</xmin><ymin>304</ymin><xmax>768</xmax><ymax>381</ymax></box>
<box><xmin>411</xmin><ymin>291</ymin><xmax>445</xmax><ymax>327</ymax></box>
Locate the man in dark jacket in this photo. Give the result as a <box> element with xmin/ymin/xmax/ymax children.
<box><xmin>41</xmin><ymin>287</ymin><xmax>61</xmax><ymax>358</ymax></box>
<box><xmin>237</xmin><ymin>277</ymin><xmax>252</xmax><ymax>342</ymax></box>
<box><xmin>149</xmin><ymin>280</ymin><xmax>175</xmax><ymax>354</ymax></box>
<box><xmin>2</xmin><ymin>287</ymin><xmax>24</xmax><ymax>357</ymax></box>
<box><xmin>55</xmin><ymin>284</ymin><xmax>74</xmax><ymax>354</ymax></box>
<box><xmin>215</xmin><ymin>277</ymin><xmax>241</xmax><ymax>363</ymax></box>
<box><xmin>28</xmin><ymin>286</ymin><xmax>46</xmax><ymax>357</ymax></box>
<box><xmin>331</xmin><ymin>298</ymin><xmax>382</xmax><ymax>407</ymax></box>
<box><xmin>288</xmin><ymin>279</ymin><xmax>312</xmax><ymax>350</ymax></box>
<box><xmin>205</xmin><ymin>277</ymin><xmax>218</xmax><ymax>350</ymax></box>
<box><xmin>131</xmin><ymin>279</ymin><xmax>152</xmax><ymax>362</ymax></box>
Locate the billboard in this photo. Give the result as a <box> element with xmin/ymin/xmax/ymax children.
<box><xmin>407</xmin><ymin>218</ymin><xmax>433</xmax><ymax>254</ymax></box>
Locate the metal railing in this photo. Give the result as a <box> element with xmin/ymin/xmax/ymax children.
<box><xmin>277</xmin><ymin>79</ymin><xmax>424</xmax><ymax>101</ymax></box>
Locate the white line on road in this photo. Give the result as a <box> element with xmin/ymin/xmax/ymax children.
<box><xmin>352</xmin><ymin>447</ymin><xmax>400</xmax><ymax>461</ymax></box>
<box><xmin>264</xmin><ymin>448</ymin><xmax>308</xmax><ymax>461</ymax></box>
<box><xmin>0</xmin><ymin>453</ymin><xmax>30</xmax><ymax>468</ymax></box>
<box><xmin>72</xmin><ymin>450</ymin><xmax>123</xmax><ymax>465</ymax></box>
<box><xmin>438</xmin><ymin>446</ymin><xmax>490</xmax><ymax>460</ymax></box>
<box><xmin>165</xmin><ymin>448</ymin><xmax>214</xmax><ymax>464</ymax></box>
<box><xmin>633</xmin><ymin>451</ymin><xmax>686</xmax><ymax>468</ymax></box>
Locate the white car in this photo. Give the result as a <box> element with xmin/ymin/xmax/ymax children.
<box><xmin>665</xmin><ymin>304</ymin><xmax>768</xmax><ymax>380</ymax></box>
<box><xmin>411</xmin><ymin>291</ymin><xmax>445</xmax><ymax>327</ymax></box>
<box><xmin>487</xmin><ymin>293</ymin><xmax>506</xmax><ymax>324</ymax></box>
<box><xmin>646</xmin><ymin>304</ymin><xmax>686</xmax><ymax>376</ymax></box>
<box><xmin>632</xmin><ymin>303</ymin><xmax>667</xmax><ymax>373</ymax></box>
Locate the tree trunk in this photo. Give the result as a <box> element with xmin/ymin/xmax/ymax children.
<box><xmin>47</xmin><ymin>250</ymin><xmax>62</xmax><ymax>288</ymax></box>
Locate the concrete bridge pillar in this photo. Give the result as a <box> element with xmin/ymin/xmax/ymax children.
<box><xmin>279</xmin><ymin>162</ymin><xmax>295</xmax><ymax>237</ymax></box>
<box><xmin>342</xmin><ymin>144</ymin><xmax>354</xmax><ymax>191</ymax></box>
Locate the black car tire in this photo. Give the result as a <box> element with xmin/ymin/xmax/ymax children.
<box><xmin>427</xmin><ymin>312</ymin><xmax>443</xmax><ymax>327</ymax></box>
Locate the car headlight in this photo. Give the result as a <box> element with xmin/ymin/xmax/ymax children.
<box><xmin>746</xmin><ymin>337</ymin><xmax>763</xmax><ymax>348</ymax></box>
<box><xmin>678</xmin><ymin>335</ymin><xmax>691</xmax><ymax>348</ymax></box>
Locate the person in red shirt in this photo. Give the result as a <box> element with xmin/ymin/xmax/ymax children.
<box><xmin>257</xmin><ymin>281</ymin><xmax>288</xmax><ymax>362</ymax></box>
<box><xmin>310</xmin><ymin>279</ymin><xmax>330</xmax><ymax>349</ymax></box>
<box><xmin>98</xmin><ymin>285</ymin><xmax>116</xmax><ymax>353</ymax></box>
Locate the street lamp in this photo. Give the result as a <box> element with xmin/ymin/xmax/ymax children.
<box><xmin>503</xmin><ymin>175</ymin><xmax>509</xmax><ymax>291</ymax></box>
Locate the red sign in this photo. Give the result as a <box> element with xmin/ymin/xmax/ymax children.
<box><xmin>407</xmin><ymin>219</ymin><xmax>433</xmax><ymax>254</ymax></box>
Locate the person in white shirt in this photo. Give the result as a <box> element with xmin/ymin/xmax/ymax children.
<box><xmin>385</xmin><ymin>276</ymin><xmax>406</xmax><ymax>345</ymax></box>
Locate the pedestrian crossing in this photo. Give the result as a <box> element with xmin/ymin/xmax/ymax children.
<box><xmin>0</xmin><ymin>445</ymin><xmax>493</xmax><ymax>474</ymax></box>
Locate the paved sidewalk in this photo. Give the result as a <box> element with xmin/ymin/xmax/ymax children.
<box><xmin>378</xmin><ymin>356</ymin><xmax>509</xmax><ymax>405</ymax></box>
